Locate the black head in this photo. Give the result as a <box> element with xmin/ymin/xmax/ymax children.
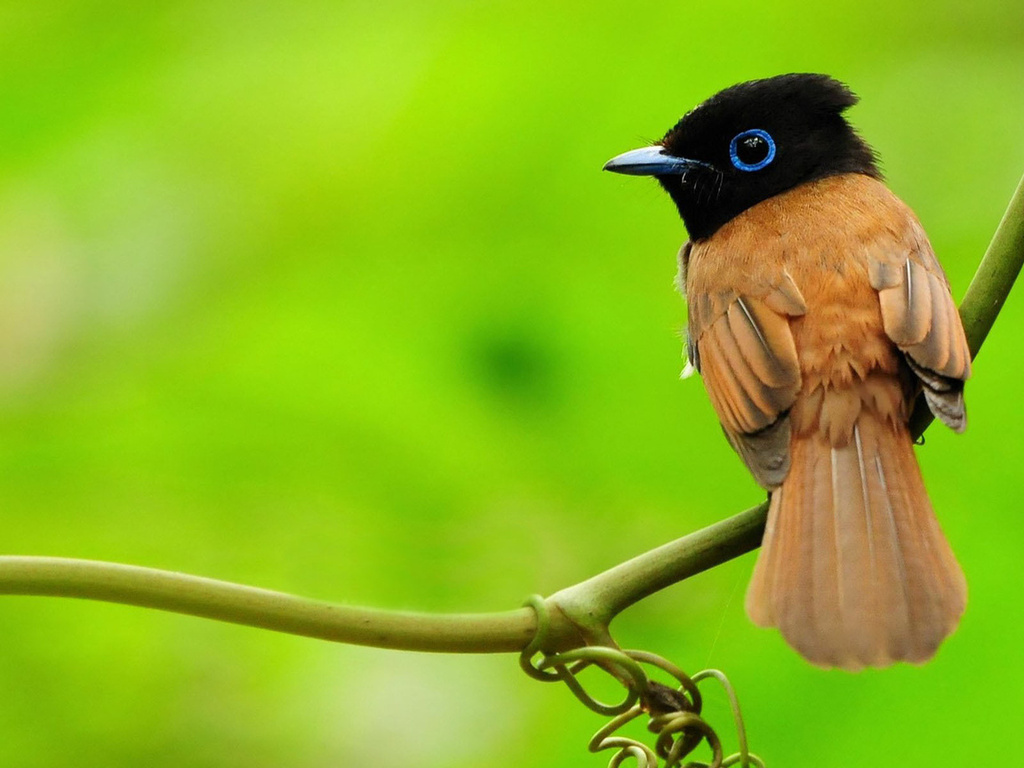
<box><xmin>604</xmin><ymin>74</ymin><xmax>880</xmax><ymax>240</ymax></box>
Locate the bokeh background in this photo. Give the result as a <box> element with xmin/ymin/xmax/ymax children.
<box><xmin>1</xmin><ymin>1</ymin><xmax>1022</xmax><ymax>765</ymax></box>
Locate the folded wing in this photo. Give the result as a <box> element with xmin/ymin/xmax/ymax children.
<box><xmin>688</xmin><ymin>271</ymin><xmax>806</xmax><ymax>488</ymax></box>
<box><xmin>868</xmin><ymin>227</ymin><xmax>972</xmax><ymax>432</ymax></box>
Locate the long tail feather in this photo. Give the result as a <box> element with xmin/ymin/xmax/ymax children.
<box><xmin>745</xmin><ymin>413</ymin><xmax>966</xmax><ymax>669</ymax></box>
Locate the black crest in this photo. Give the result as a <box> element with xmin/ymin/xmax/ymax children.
<box><xmin>655</xmin><ymin>74</ymin><xmax>879</xmax><ymax>239</ymax></box>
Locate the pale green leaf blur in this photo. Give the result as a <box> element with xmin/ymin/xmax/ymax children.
<box><xmin>1</xmin><ymin>1</ymin><xmax>1022</xmax><ymax>765</ymax></box>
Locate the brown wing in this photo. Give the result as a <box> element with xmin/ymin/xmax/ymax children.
<box><xmin>688</xmin><ymin>269</ymin><xmax>806</xmax><ymax>489</ymax></box>
<box><xmin>868</xmin><ymin>222</ymin><xmax>971</xmax><ymax>432</ymax></box>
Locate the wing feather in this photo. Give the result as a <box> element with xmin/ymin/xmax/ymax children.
<box><xmin>718</xmin><ymin>311</ymin><xmax>780</xmax><ymax>420</ymax></box>
<box><xmin>689</xmin><ymin>285</ymin><xmax>804</xmax><ymax>488</ymax></box>
<box><xmin>921</xmin><ymin>271</ymin><xmax>951</xmax><ymax>372</ymax></box>
<box><xmin>870</xmin><ymin>229</ymin><xmax>971</xmax><ymax>432</ymax></box>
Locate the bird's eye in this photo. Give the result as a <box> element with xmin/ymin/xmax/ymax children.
<box><xmin>729</xmin><ymin>129</ymin><xmax>776</xmax><ymax>172</ymax></box>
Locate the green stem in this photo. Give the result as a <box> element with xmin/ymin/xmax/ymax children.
<box><xmin>0</xmin><ymin>506</ymin><xmax>765</xmax><ymax>653</ymax></box>
<box><xmin>909</xmin><ymin>170</ymin><xmax>1024</xmax><ymax>437</ymax></box>
<box><xmin>958</xmin><ymin>171</ymin><xmax>1024</xmax><ymax>355</ymax></box>
<box><xmin>547</xmin><ymin>503</ymin><xmax>767</xmax><ymax>633</ymax></box>
<box><xmin>0</xmin><ymin>557</ymin><xmax>535</xmax><ymax>652</ymax></box>
<box><xmin>0</xmin><ymin>172</ymin><xmax>1021</xmax><ymax>655</ymax></box>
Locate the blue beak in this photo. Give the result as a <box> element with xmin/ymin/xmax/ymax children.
<box><xmin>603</xmin><ymin>146</ymin><xmax>710</xmax><ymax>176</ymax></box>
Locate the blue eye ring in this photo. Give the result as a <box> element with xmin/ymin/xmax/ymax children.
<box><xmin>729</xmin><ymin>129</ymin><xmax>776</xmax><ymax>172</ymax></box>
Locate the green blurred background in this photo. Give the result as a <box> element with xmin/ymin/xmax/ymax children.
<box><xmin>0</xmin><ymin>1</ymin><xmax>1022</xmax><ymax>765</ymax></box>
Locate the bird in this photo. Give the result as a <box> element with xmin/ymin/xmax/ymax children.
<box><xmin>603</xmin><ymin>74</ymin><xmax>970</xmax><ymax>670</ymax></box>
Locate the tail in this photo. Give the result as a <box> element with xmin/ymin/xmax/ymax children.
<box><xmin>745</xmin><ymin>411</ymin><xmax>966</xmax><ymax>669</ymax></box>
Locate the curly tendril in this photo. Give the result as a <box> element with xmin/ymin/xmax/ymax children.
<box><xmin>520</xmin><ymin>595</ymin><xmax>766</xmax><ymax>768</ymax></box>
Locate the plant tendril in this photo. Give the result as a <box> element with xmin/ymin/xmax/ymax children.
<box><xmin>520</xmin><ymin>595</ymin><xmax>766</xmax><ymax>768</ymax></box>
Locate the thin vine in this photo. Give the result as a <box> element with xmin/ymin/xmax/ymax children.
<box><xmin>520</xmin><ymin>595</ymin><xmax>764</xmax><ymax>768</ymax></box>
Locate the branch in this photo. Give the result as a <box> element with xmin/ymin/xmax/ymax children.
<box><xmin>545</xmin><ymin>503</ymin><xmax>767</xmax><ymax>643</ymax></box>
<box><xmin>909</xmin><ymin>170</ymin><xmax>1024</xmax><ymax>436</ymax></box>
<box><xmin>0</xmin><ymin>556</ymin><xmax>536</xmax><ymax>652</ymax></box>
<box><xmin>958</xmin><ymin>171</ymin><xmax>1024</xmax><ymax>355</ymax></box>
<box><xmin>0</xmin><ymin>506</ymin><xmax>766</xmax><ymax>654</ymax></box>
<box><xmin>0</xmin><ymin>171</ymin><xmax>1021</xmax><ymax>654</ymax></box>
